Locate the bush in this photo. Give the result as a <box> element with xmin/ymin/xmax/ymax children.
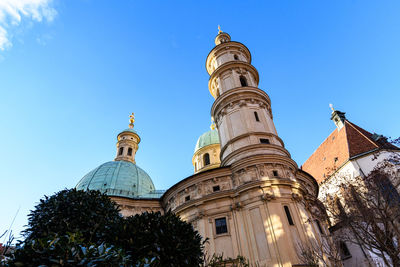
<box><xmin>23</xmin><ymin>189</ymin><xmax>122</xmax><ymax>246</ymax></box>
<box><xmin>117</xmin><ymin>211</ymin><xmax>204</xmax><ymax>266</ymax></box>
<box><xmin>6</xmin><ymin>189</ymin><xmax>204</xmax><ymax>267</ymax></box>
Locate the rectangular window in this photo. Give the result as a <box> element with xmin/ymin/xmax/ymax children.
<box><xmin>284</xmin><ymin>205</ymin><xmax>294</xmax><ymax>225</ymax></box>
<box><xmin>254</xmin><ymin>111</ymin><xmax>260</xmax><ymax>122</ymax></box>
<box><xmin>340</xmin><ymin>241</ymin><xmax>351</xmax><ymax>259</ymax></box>
<box><xmin>215</xmin><ymin>218</ymin><xmax>228</xmax><ymax>234</ymax></box>
<box><xmin>316</xmin><ymin>220</ymin><xmax>324</xmax><ymax>234</ymax></box>
<box><xmin>185</xmin><ymin>195</ymin><xmax>190</xmax><ymax>202</ymax></box>
<box><xmin>273</xmin><ymin>170</ymin><xmax>278</xmax><ymax>177</ymax></box>
<box><xmin>260</xmin><ymin>138</ymin><xmax>270</xmax><ymax>144</ymax></box>
<box><xmin>213</xmin><ymin>185</ymin><xmax>220</xmax><ymax>192</ymax></box>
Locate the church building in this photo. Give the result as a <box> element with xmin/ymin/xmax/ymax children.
<box><xmin>76</xmin><ymin>30</ymin><xmax>331</xmax><ymax>267</ymax></box>
<box><xmin>302</xmin><ymin>107</ymin><xmax>399</xmax><ymax>267</ymax></box>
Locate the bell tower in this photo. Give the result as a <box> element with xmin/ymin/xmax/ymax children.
<box><xmin>207</xmin><ymin>28</ymin><xmax>291</xmax><ymax>166</ymax></box>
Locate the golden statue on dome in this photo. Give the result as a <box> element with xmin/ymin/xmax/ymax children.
<box><xmin>218</xmin><ymin>25</ymin><xmax>222</xmax><ymax>34</ymax></box>
<box><xmin>210</xmin><ymin>117</ymin><xmax>216</xmax><ymax>130</ymax></box>
<box><xmin>129</xmin><ymin>112</ymin><xmax>135</xmax><ymax>129</ymax></box>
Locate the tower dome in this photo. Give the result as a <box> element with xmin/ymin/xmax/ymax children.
<box><xmin>76</xmin><ymin>113</ymin><xmax>162</xmax><ymax>199</ymax></box>
<box><xmin>192</xmin><ymin>121</ymin><xmax>221</xmax><ymax>173</ymax></box>
<box><xmin>194</xmin><ymin>129</ymin><xmax>220</xmax><ymax>153</ymax></box>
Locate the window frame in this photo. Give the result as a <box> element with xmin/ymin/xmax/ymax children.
<box><xmin>203</xmin><ymin>153</ymin><xmax>210</xmax><ymax>166</ymax></box>
<box><xmin>215</xmin><ymin>217</ymin><xmax>228</xmax><ymax>235</ymax></box>
<box><xmin>239</xmin><ymin>76</ymin><xmax>248</xmax><ymax>87</ymax></box>
<box><xmin>284</xmin><ymin>205</ymin><xmax>295</xmax><ymax>226</ymax></box>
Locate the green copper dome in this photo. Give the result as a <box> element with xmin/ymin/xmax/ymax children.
<box><xmin>76</xmin><ymin>160</ymin><xmax>162</xmax><ymax>199</ymax></box>
<box><xmin>194</xmin><ymin>129</ymin><xmax>220</xmax><ymax>153</ymax></box>
<box><xmin>119</xmin><ymin>128</ymin><xmax>138</xmax><ymax>135</ymax></box>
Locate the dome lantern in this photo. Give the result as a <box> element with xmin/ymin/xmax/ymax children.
<box><xmin>115</xmin><ymin>113</ymin><xmax>140</xmax><ymax>164</ymax></box>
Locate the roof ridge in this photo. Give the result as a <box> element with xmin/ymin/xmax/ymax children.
<box><xmin>345</xmin><ymin>120</ymin><xmax>379</xmax><ymax>149</ymax></box>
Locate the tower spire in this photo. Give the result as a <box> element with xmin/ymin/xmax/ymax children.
<box><xmin>218</xmin><ymin>25</ymin><xmax>222</xmax><ymax>34</ymax></box>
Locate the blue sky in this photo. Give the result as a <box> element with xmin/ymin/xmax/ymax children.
<box><xmin>1</xmin><ymin>0</ymin><xmax>399</xmax><ymax>240</ymax></box>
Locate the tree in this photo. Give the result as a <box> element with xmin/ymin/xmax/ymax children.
<box><xmin>5</xmin><ymin>189</ymin><xmax>204</xmax><ymax>267</ymax></box>
<box><xmin>325</xmin><ymin>151</ymin><xmax>400</xmax><ymax>266</ymax></box>
<box><xmin>23</xmin><ymin>188</ymin><xmax>122</xmax><ymax>245</ymax></box>
<box><xmin>116</xmin><ymin>211</ymin><xmax>204</xmax><ymax>267</ymax></box>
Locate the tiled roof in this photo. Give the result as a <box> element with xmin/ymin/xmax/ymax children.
<box><xmin>302</xmin><ymin>120</ymin><xmax>398</xmax><ymax>184</ymax></box>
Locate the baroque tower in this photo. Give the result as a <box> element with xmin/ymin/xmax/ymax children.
<box><xmin>207</xmin><ymin>31</ymin><xmax>287</xmax><ymax>167</ymax></box>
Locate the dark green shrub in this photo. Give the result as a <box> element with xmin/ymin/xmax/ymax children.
<box><xmin>23</xmin><ymin>189</ymin><xmax>122</xmax><ymax>246</ymax></box>
<box><xmin>116</xmin><ymin>211</ymin><xmax>204</xmax><ymax>266</ymax></box>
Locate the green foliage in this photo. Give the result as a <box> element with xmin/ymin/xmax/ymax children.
<box><xmin>202</xmin><ymin>254</ymin><xmax>251</xmax><ymax>267</ymax></box>
<box><xmin>5</xmin><ymin>189</ymin><xmax>204</xmax><ymax>267</ymax></box>
<box><xmin>116</xmin><ymin>211</ymin><xmax>204</xmax><ymax>266</ymax></box>
<box><xmin>9</xmin><ymin>232</ymin><xmax>130</xmax><ymax>267</ymax></box>
<box><xmin>23</xmin><ymin>189</ymin><xmax>122</xmax><ymax>246</ymax></box>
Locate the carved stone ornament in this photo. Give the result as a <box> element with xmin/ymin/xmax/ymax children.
<box><xmin>261</xmin><ymin>192</ymin><xmax>276</xmax><ymax>202</ymax></box>
<box><xmin>230</xmin><ymin>201</ymin><xmax>242</xmax><ymax>211</ymax></box>
<box><xmin>291</xmin><ymin>193</ymin><xmax>303</xmax><ymax>202</ymax></box>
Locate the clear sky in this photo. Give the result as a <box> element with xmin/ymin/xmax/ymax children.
<box><xmin>1</xmin><ymin>0</ymin><xmax>399</xmax><ymax>241</ymax></box>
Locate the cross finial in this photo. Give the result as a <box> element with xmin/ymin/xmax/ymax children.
<box><xmin>218</xmin><ymin>25</ymin><xmax>222</xmax><ymax>34</ymax></box>
<box><xmin>329</xmin><ymin>104</ymin><xmax>335</xmax><ymax>112</ymax></box>
<box><xmin>129</xmin><ymin>112</ymin><xmax>135</xmax><ymax>129</ymax></box>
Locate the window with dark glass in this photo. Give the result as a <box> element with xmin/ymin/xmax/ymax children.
<box><xmin>234</xmin><ymin>54</ymin><xmax>239</xmax><ymax>60</ymax></box>
<box><xmin>339</xmin><ymin>241</ymin><xmax>351</xmax><ymax>259</ymax></box>
<box><xmin>213</xmin><ymin>185</ymin><xmax>220</xmax><ymax>192</ymax></box>
<box><xmin>118</xmin><ymin>147</ymin><xmax>124</xmax><ymax>155</ymax></box>
<box><xmin>273</xmin><ymin>170</ymin><xmax>278</xmax><ymax>177</ymax></box>
<box><xmin>316</xmin><ymin>220</ymin><xmax>324</xmax><ymax>234</ymax></box>
<box><xmin>185</xmin><ymin>195</ymin><xmax>190</xmax><ymax>202</ymax></box>
<box><xmin>284</xmin><ymin>205</ymin><xmax>294</xmax><ymax>225</ymax></box>
<box><xmin>260</xmin><ymin>138</ymin><xmax>270</xmax><ymax>144</ymax></box>
<box><xmin>254</xmin><ymin>111</ymin><xmax>260</xmax><ymax>122</ymax></box>
<box><xmin>204</xmin><ymin>153</ymin><xmax>210</xmax><ymax>166</ymax></box>
<box><xmin>127</xmin><ymin>147</ymin><xmax>133</xmax><ymax>156</ymax></box>
<box><xmin>215</xmin><ymin>218</ymin><xmax>228</xmax><ymax>234</ymax></box>
<box><xmin>239</xmin><ymin>76</ymin><xmax>248</xmax><ymax>87</ymax></box>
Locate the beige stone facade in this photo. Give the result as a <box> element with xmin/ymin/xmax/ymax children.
<box><xmin>104</xmin><ymin>31</ymin><xmax>333</xmax><ymax>267</ymax></box>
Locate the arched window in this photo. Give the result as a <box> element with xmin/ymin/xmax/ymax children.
<box><xmin>234</xmin><ymin>54</ymin><xmax>239</xmax><ymax>60</ymax></box>
<box><xmin>204</xmin><ymin>153</ymin><xmax>210</xmax><ymax>166</ymax></box>
<box><xmin>240</xmin><ymin>76</ymin><xmax>248</xmax><ymax>87</ymax></box>
<box><xmin>118</xmin><ymin>147</ymin><xmax>124</xmax><ymax>155</ymax></box>
<box><xmin>127</xmin><ymin>147</ymin><xmax>133</xmax><ymax>156</ymax></box>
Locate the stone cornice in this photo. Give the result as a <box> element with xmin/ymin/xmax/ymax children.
<box><xmin>160</xmin><ymin>166</ymin><xmax>232</xmax><ymax>205</ymax></box>
<box><xmin>219</xmin><ymin>132</ymin><xmax>285</xmax><ymax>157</ymax></box>
<box><xmin>211</xmin><ymin>87</ymin><xmax>271</xmax><ymax>119</ymax></box>
<box><xmin>208</xmin><ymin>61</ymin><xmax>259</xmax><ymax>92</ymax></box>
<box><xmin>230</xmin><ymin>154</ymin><xmax>298</xmax><ymax>173</ymax></box>
<box><xmin>206</xmin><ymin>41</ymin><xmax>252</xmax><ymax>75</ymax></box>
<box><xmin>221</xmin><ymin>144</ymin><xmax>292</xmax><ymax>166</ymax></box>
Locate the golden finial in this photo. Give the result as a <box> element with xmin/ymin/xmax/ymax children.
<box><xmin>129</xmin><ymin>112</ymin><xmax>135</xmax><ymax>129</ymax></box>
<box><xmin>329</xmin><ymin>104</ymin><xmax>335</xmax><ymax>112</ymax></box>
<box><xmin>210</xmin><ymin>117</ymin><xmax>216</xmax><ymax>130</ymax></box>
<box><xmin>218</xmin><ymin>25</ymin><xmax>222</xmax><ymax>34</ymax></box>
